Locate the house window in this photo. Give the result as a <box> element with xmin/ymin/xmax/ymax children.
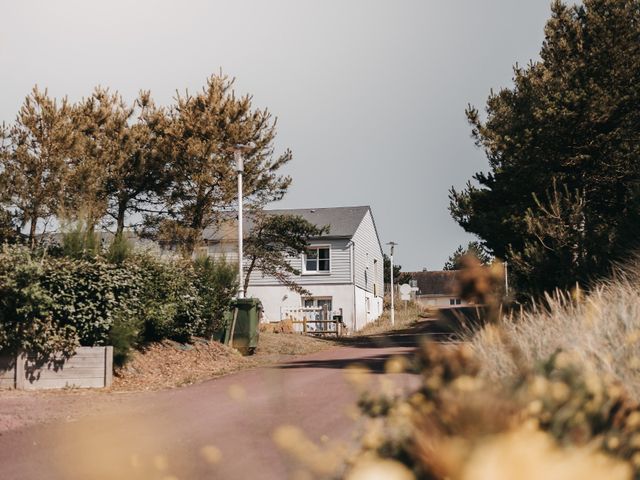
<box><xmin>304</xmin><ymin>247</ymin><xmax>330</xmax><ymax>273</ymax></box>
<box><xmin>449</xmin><ymin>298</ymin><xmax>462</xmax><ymax>305</ymax></box>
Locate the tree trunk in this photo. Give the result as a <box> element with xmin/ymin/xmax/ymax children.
<box><xmin>243</xmin><ymin>256</ymin><xmax>256</xmax><ymax>294</ymax></box>
<box><xmin>28</xmin><ymin>213</ymin><xmax>38</xmax><ymax>249</ymax></box>
<box><xmin>116</xmin><ymin>196</ymin><xmax>128</xmax><ymax>236</ymax></box>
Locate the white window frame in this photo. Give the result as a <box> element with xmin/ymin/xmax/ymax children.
<box><xmin>302</xmin><ymin>245</ymin><xmax>331</xmax><ymax>275</ymax></box>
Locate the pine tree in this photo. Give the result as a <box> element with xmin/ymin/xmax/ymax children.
<box><xmin>0</xmin><ymin>87</ymin><xmax>77</xmax><ymax>246</ymax></box>
<box><xmin>243</xmin><ymin>212</ymin><xmax>327</xmax><ymax>294</ymax></box>
<box><xmin>145</xmin><ymin>73</ymin><xmax>292</xmax><ymax>254</ymax></box>
<box><xmin>70</xmin><ymin>88</ymin><xmax>169</xmax><ymax>234</ymax></box>
<box><xmin>444</xmin><ymin>241</ymin><xmax>492</xmax><ymax>270</ymax></box>
<box><xmin>450</xmin><ymin>0</ymin><xmax>640</xmax><ymax>295</ymax></box>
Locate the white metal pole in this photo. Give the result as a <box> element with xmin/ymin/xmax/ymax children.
<box><xmin>504</xmin><ymin>260</ymin><xmax>509</xmax><ymax>297</ymax></box>
<box><xmin>389</xmin><ymin>244</ymin><xmax>395</xmax><ymax>327</ymax></box>
<box><xmin>235</xmin><ymin>150</ymin><xmax>245</xmax><ymax>299</ymax></box>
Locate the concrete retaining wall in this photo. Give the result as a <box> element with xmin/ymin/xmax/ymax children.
<box><xmin>0</xmin><ymin>346</ymin><xmax>113</xmax><ymax>390</ymax></box>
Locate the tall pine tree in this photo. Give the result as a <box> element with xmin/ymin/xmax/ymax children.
<box><xmin>0</xmin><ymin>87</ymin><xmax>77</xmax><ymax>246</ymax></box>
<box><xmin>145</xmin><ymin>73</ymin><xmax>292</xmax><ymax>254</ymax></box>
<box><xmin>450</xmin><ymin>0</ymin><xmax>640</xmax><ymax>295</ymax></box>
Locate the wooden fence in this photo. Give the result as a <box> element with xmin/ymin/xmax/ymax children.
<box><xmin>281</xmin><ymin>306</ymin><xmax>344</xmax><ymax>337</ymax></box>
<box><xmin>0</xmin><ymin>346</ymin><xmax>113</xmax><ymax>390</ymax></box>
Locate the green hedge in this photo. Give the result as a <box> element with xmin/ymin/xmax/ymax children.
<box><xmin>0</xmin><ymin>245</ymin><xmax>237</xmax><ymax>364</ymax></box>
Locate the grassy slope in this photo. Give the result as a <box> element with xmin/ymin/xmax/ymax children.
<box><xmin>470</xmin><ymin>269</ymin><xmax>640</xmax><ymax>400</ymax></box>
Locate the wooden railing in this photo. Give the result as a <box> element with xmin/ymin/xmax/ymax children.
<box><xmin>281</xmin><ymin>306</ymin><xmax>344</xmax><ymax>337</ymax></box>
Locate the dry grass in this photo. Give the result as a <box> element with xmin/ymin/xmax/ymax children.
<box><xmin>113</xmin><ymin>339</ymin><xmax>250</xmax><ymax>391</ymax></box>
<box><xmin>355</xmin><ymin>301</ymin><xmax>431</xmax><ymax>336</ymax></box>
<box><xmin>256</xmin><ymin>331</ymin><xmax>336</xmax><ymax>356</ymax></box>
<box><xmin>114</xmin><ymin>331</ymin><xmax>336</xmax><ymax>391</ymax></box>
<box><xmin>470</xmin><ymin>268</ymin><xmax>640</xmax><ymax>400</ymax></box>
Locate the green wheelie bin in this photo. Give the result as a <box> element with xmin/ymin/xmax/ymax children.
<box><xmin>224</xmin><ymin>298</ymin><xmax>262</xmax><ymax>355</ymax></box>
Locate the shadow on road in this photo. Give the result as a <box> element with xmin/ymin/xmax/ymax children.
<box><xmin>275</xmin><ymin>319</ymin><xmax>459</xmax><ymax>374</ymax></box>
<box><xmin>338</xmin><ymin>319</ymin><xmax>459</xmax><ymax>348</ymax></box>
<box><xmin>276</xmin><ymin>353</ymin><xmax>399</xmax><ymax>374</ymax></box>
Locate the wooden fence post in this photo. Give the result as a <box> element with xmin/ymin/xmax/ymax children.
<box><xmin>104</xmin><ymin>346</ymin><xmax>113</xmax><ymax>388</ymax></box>
<box><xmin>15</xmin><ymin>352</ymin><xmax>26</xmax><ymax>390</ymax></box>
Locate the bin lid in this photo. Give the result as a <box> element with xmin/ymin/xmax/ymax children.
<box><xmin>232</xmin><ymin>297</ymin><xmax>263</xmax><ymax>308</ymax></box>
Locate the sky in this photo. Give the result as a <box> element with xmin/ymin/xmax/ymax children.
<box><xmin>0</xmin><ymin>0</ymin><xmax>554</xmax><ymax>271</ymax></box>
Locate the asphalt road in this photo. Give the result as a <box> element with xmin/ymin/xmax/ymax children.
<box><xmin>0</xmin><ymin>323</ymin><xmax>434</xmax><ymax>480</ymax></box>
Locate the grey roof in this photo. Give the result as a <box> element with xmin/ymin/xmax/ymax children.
<box><xmin>264</xmin><ymin>206</ymin><xmax>371</xmax><ymax>238</ymax></box>
<box><xmin>203</xmin><ymin>205</ymin><xmax>371</xmax><ymax>241</ymax></box>
<box><xmin>409</xmin><ymin>271</ymin><xmax>460</xmax><ymax>296</ymax></box>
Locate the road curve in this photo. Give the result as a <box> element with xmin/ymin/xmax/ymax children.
<box><xmin>0</xmin><ymin>324</ymin><xmax>434</xmax><ymax>480</ymax></box>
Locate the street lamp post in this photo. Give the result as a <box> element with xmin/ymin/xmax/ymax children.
<box><xmin>230</xmin><ymin>143</ymin><xmax>255</xmax><ymax>299</ymax></box>
<box><xmin>387</xmin><ymin>242</ymin><xmax>397</xmax><ymax>327</ymax></box>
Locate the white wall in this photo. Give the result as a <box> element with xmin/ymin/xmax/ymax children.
<box><xmin>415</xmin><ymin>295</ymin><xmax>468</xmax><ymax>308</ymax></box>
<box><xmin>247</xmin><ymin>284</ymin><xmax>355</xmax><ymax>326</ymax></box>
<box><xmin>351</xmin><ymin>210</ymin><xmax>384</xmax><ymax>297</ymax></box>
<box><xmin>354</xmin><ymin>286</ymin><xmax>383</xmax><ymax>331</ymax></box>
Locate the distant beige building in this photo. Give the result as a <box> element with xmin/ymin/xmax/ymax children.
<box><xmin>408</xmin><ymin>270</ymin><xmax>468</xmax><ymax>307</ymax></box>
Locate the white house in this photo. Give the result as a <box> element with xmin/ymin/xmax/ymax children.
<box><xmin>205</xmin><ymin>206</ymin><xmax>384</xmax><ymax>332</ymax></box>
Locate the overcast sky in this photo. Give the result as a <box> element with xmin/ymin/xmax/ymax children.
<box><xmin>1</xmin><ymin>1</ymin><xmax>554</xmax><ymax>271</ymax></box>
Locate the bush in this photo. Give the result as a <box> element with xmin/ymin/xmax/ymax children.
<box><xmin>105</xmin><ymin>233</ymin><xmax>133</xmax><ymax>264</ymax></box>
<box><xmin>0</xmin><ymin>245</ymin><xmax>142</xmax><ymax>359</ymax></box>
<box><xmin>0</xmin><ymin>244</ymin><xmax>237</xmax><ymax>364</ymax></box>
<box><xmin>134</xmin><ymin>255</ymin><xmax>205</xmax><ymax>343</ymax></box>
<box><xmin>40</xmin><ymin>257</ymin><xmax>142</xmax><ymax>347</ymax></box>
<box><xmin>276</xmin><ymin>265</ymin><xmax>640</xmax><ymax>479</ymax></box>
<box><xmin>108</xmin><ymin>312</ymin><xmax>142</xmax><ymax>366</ymax></box>
<box><xmin>193</xmin><ymin>255</ymin><xmax>237</xmax><ymax>338</ymax></box>
<box><xmin>0</xmin><ymin>245</ymin><xmax>77</xmax><ymax>358</ymax></box>
<box><xmin>60</xmin><ymin>219</ymin><xmax>101</xmax><ymax>260</ymax></box>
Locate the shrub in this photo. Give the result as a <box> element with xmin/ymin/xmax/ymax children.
<box><xmin>60</xmin><ymin>219</ymin><xmax>101</xmax><ymax>260</ymax></box>
<box><xmin>277</xmin><ymin>265</ymin><xmax>640</xmax><ymax>479</ymax></box>
<box><xmin>278</xmin><ymin>341</ymin><xmax>636</xmax><ymax>479</ymax></box>
<box><xmin>0</xmin><ymin>243</ymin><xmax>237</xmax><ymax>364</ymax></box>
<box><xmin>0</xmin><ymin>245</ymin><xmax>143</xmax><ymax>359</ymax></box>
<box><xmin>105</xmin><ymin>233</ymin><xmax>133</xmax><ymax>264</ymax></box>
<box><xmin>108</xmin><ymin>312</ymin><xmax>142</xmax><ymax>366</ymax></box>
<box><xmin>134</xmin><ymin>255</ymin><xmax>205</xmax><ymax>343</ymax></box>
<box><xmin>193</xmin><ymin>255</ymin><xmax>237</xmax><ymax>337</ymax></box>
<box><xmin>0</xmin><ymin>245</ymin><xmax>77</xmax><ymax>358</ymax></box>
<box><xmin>40</xmin><ymin>257</ymin><xmax>142</xmax><ymax>347</ymax></box>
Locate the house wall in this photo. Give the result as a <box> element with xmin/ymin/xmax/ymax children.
<box><xmin>211</xmin><ymin>238</ymin><xmax>353</xmax><ymax>287</ymax></box>
<box><xmin>354</xmin><ymin>286</ymin><xmax>384</xmax><ymax>331</ymax></box>
<box><xmin>211</xmin><ymin>209</ymin><xmax>385</xmax><ymax>331</ymax></box>
<box><xmin>415</xmin><ymin>295</ymin><xmax>468</xmax><ymax>308</ymax></box>
<box><xmin>246</xmin><ymin>284</ymin><xmax>355</xmax><ymax>326</ymax></box>
<box><xmin>351</xmin><ymin>210</ymin><xmax>384</xmax><ymax>298</ymax></box>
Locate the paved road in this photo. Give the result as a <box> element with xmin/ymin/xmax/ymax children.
<box><xmin>0</xmin><ymin>323</ymin><xmax>435</xmax><ymax>480</ymax></box>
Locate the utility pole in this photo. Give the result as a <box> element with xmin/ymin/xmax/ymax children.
<box><xmin>387</xmin><ymin>242</ymin><xmax>397</xmax><ymax>326</ymax></box>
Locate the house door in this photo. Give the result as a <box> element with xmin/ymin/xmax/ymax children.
<box><xmin>303</xmin><ymin>298</ymin><xmax>333</xmax><ymax>330</ymax></box>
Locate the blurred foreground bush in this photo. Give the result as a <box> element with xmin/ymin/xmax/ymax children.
<box><xmin>277</xmin><ymin>261</ymin><xmax>640</xmax><ymax>479</ymax></box>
